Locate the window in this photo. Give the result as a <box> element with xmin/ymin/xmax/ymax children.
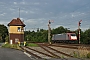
<box><xmin>18</xmin><ymin>27</ymin><xmax>21</xmax><ymax>32</ymax></box>
<box><xmin>15</xmin><ymin>38</ymin><xmax>19</xmax><ymax>43</ymax></box>
<box><xmin>71</xmin><ymin>34</ymin><xmax>76</xmax><ymax>36</ymax></box>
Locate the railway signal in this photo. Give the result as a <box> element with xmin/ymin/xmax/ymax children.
<box><xmin>78</xmin><ymin>20</ymin><xmax>82</xmax><ymax>26</ymax></box>
<box><xmin>78</xmin><ymin>20</ymin><xmax>82</xmax><ymax>44</ymax></box>
<box><xmin>48</xmin><ymin>20</ymin><xmax>53</xmax><ymax>44</ymax></box>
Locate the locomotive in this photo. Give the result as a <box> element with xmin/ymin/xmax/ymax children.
<box><xmin>52</xmin><ymin>33</ymin><xmax>77</xmax><ymax>43</ymax></box>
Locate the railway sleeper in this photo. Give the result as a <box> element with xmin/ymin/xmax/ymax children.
<box><xmin>38</xmin><ymin>44</ymin><xmax>74</xmax><ymax>58</ymax></box>
<box><xmin>48</xmin><ymin>46</ymin><xmax>74</xmax><ymax>57</ymax></box>
<box><xmin>24</xmin><ymin>47</ymin><xmax>52</xmax><ymax>59</ymax></box>
<box><xmin>50</xmin><ymin>44</ymin><xmax>78</xmax><ymax>49</ymax></box>
<box><xmin>26</xmin><ymin>46</ymin><xmax>54</xmax><ymax>58</ymax></box>
<box><xmin>20</xmin><ymin>46</ymin><xmax>42</xmax><ymax>59</ymax></box>
<box><xmin>38</xmin><ymin>44</ymin><xmax>61</xmax><ymax>58</ymax></box>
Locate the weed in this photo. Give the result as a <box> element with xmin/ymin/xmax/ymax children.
<box><xmin>2</xmin><ymin>43</ymin><xmax>21</xmax><ymax>50</ymax></box>
<box><xmin>26</xmin><ymin>43</ymin><xmax>38</xmax><ymax>47</ymax></box>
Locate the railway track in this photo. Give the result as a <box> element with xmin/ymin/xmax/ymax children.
<box><xmin>20</xmin><ymin>46</ymin><xmax>42</xmax><ymax>59</ymax></box>
<box><xmin>38</xmin><ymin>44</ymin><xmax>61</xmax><ymax>58</ymax></box>
<box><xmin>50</xmin><ymin>43</ymin><xmax>90</xmax><ymax>50</ymax></box>
<box><xmin>20</xmin><ymin>43</ymin><xmax>90</xmax><ymax>59</ymax></box>
<box><xmin>26</xmin><ymin>46</ymin><xmax>54</xmax><ymax>58</ymax></box>
<box><xmin>31</xmin><ymin>43</ymin><xmax>90</xmax><ymax>51</ymax></box>
<box><xmin>50</xmin><ymin>44</ymin><xmax>78</xmax><ymax>49</ymax></box>
<box><xmin>20</xmin><ymin>43</ymin><xmax>75</xmax><ymax>59</ymax></box>
<box><xmin>36</xmin><ymin>43</ymin><xmax>78</xmax><ymax>49</ymax></box>
<box><xmin>53</xmin><ymin>43</ymin><xmax>90</xmax><ymax>47</ymax></box>
<box><xmin>37</xmin><ymin>43</ymin><xmax>74</xmax><ymax>58</ymax></box>
<box><xmin>20</xmin><ymin>46</ymin><xmax>53</xmax><ymax>59</ymax></box>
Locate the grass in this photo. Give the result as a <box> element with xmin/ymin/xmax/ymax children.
<box><xmin>72</xmin><ymin>46</ymin><xmax>90</xmax><ymax>59</ymax></box>
<box><xmin>2</xmin><ymin>43</ymin><xmax>21</xmax><ymax>50</ymax></box>
<box><xmin>26</xmin><ymin>43</ymin><xmax>39</xmax><ymax>47</ymax></box>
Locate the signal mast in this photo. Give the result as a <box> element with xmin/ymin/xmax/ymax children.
<box><xmin>78</xmin><ymin>20</ymin><xmax>82</xmax><ymax>44</ymax></box>
<box><xmin>48</xmin><ymin>20</ymin><xmax>53</xmax><ymax>44</ymax></box>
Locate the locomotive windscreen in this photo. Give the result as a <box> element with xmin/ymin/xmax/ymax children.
<box><xmin>71</xmin><ymin>34</ymin><xmax>76</xmax><ymax>36</ymax></box>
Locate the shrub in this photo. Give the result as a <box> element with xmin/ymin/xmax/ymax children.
<box><xmin>87</xmin><ymin>52</ymin><xmax>90</xmax><ymax>58</ymax></box>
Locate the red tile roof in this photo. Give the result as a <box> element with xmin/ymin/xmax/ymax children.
<box><xmin>8</xmin><ymin>18</ymin><xmax>26</xmax><ymax>27</ymax></box>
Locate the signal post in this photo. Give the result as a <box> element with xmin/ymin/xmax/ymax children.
<box><xmin>78</xmin><ymin>20</ymin><xmax>82</xmax><ymax>44</ymax></box>
<box><xmin>48</xmin><ymin>20</ymin><xmax>53</xmax><ymax>44</ymax></box>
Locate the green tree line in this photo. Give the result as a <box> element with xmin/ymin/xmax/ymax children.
<box><xmin>0</xmin><ymin>24</ymin><xmax>90</xmax><ymax>44</ymax></box>
<box><xmin>24</xmin><ymin>29</ymin><xmax>48</xmax><ymax>42</ymax></box>
<box><xmin>24</xmin><ymin>26</ymin><xmax>90</xmax><ymax>44</ymax></box>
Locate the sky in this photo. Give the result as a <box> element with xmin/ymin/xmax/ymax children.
<box><xmin>0</xmin><ymin>0</ymin><xmax>90</xmax><ymax>31</ymax></box>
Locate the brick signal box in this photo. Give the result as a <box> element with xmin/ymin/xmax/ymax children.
<box><xmin>8</xmin><ymin>18</ymin><xmax>26</xmax><ymax>44</ymax></box>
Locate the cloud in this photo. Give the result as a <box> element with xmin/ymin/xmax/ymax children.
<box><xmin>0</xmin><ymin>0</ymin><xmax>90</xmax><ymax>31</ymax></box>
<box><xmin>0</xmin><ymin>13</ymin><xmax>6</xmax><ymax>16</ymax></box>
<box><xmin>14</xmin><ymin>2</ymin><xmax>17</xmax><ymax>4</ymax></box>
<box><xmin>25</xmin><ymin>19</ymin><xmax>37</xmax><ymax>24</ymax></box>
<box><xmin>0</xmin><ymin>21</ymin><xmax>9</xmax><ymax>27</ymax></box>
<box><xmin>33</xmin><ymin>2</ymin><xmax>40</xmax><ymax>5</ymax></box>
<box><xmin>70</xmin><ymin>12</ymin><xmax>83</xmax><ymax>18</ymax></box>
<box><xmin>9</xmin><ymin>8</ymin><xmax>15</xmax><ymax>11</ymax></box>
<box><xmin>20</xmin><ymin>0</ymin><xmax>26</xmax><ymax>5</ymax></box>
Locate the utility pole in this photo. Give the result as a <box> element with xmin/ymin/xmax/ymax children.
<box><xmin>78</xmin><ymin>20</ymin><xmax>82</xmax><ymax>44</ymax></box>
<box><xmin>48</xmin><ymin>20</ymin><xmax>53</xmax><ymax>44</ymax></box>
<box><xmin>19</xmin><ymin>8</ymin><xmax>20</xmax><ymax>18</ymax></box>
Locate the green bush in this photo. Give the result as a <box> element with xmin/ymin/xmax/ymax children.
<box><xmin>87</xmin><ymin>52</ymin><xmax>90</xmax><ymax>58</ymax></box>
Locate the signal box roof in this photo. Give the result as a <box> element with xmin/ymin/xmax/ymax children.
<box><xmin>8</xmin><ymin>18</ymin><xmax>25</xmax><ymax>27</ymax></box>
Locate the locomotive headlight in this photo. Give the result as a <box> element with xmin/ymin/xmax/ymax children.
<box><xmin>71</xmin><ymin>36</ymin><xmax>77</xmax><ymax>40</ymax></box>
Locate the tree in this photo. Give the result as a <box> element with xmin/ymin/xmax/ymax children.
<box><xmin>0</xmin><ymin>24</ymin><xmax>8</xmax><ymax>42</ymax></box>
<box><xmin>75</xmin><ymin>29</ymin><xmax>84</xmax><ymax>44</ymax></box>
<box><xmin>84</xmin><ymin>29</ymin><xmax>90</xmax><ymax>44</ymax></box>
<box><xmin>52</xmin><ymin>26</ymin><xmax>67</xmax><ymax>34</ymax></box>
<box><xmin>5</xmin><ymin>35</ymin><xmax>9</xmax><ymax>42</ymax></box>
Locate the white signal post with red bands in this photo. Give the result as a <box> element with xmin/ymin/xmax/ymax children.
<box><xmin>48</xmin><ymin>20</ymin><xmax>54</xmax><ymax>44</ymax></box>
<box><xmin>78</xmin><ymin>20</ymin><xmax>82</xmax><ymax>44</ymax></box>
